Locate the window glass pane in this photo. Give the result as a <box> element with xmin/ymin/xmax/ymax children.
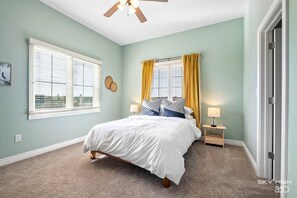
<box><xmin>152</xmin><ymin>77</ymin><xmax>158</xmax><ymax>88</ymax></box>
<box><xmin>160</xmin><ymin>88</ymin><xmax>168</xmax><ymax>98</ymax></box>
<box><xmin>151</xmin><ymin>88</ymin><xmax>158</xmax><ymax>98</ymax></box>
<box><xmin>150</xmin><ymin>62</ymin><xmax>182</xmax><ymax>101</ymax></box>
<box><xmin>73</xmin><ymin>60</ymin><xmax>84</xmax><ymax>86</ymax></box>
<box><xmin>172</xmin><ymin>87</ymin><xmax>182</xmax><ymax>98</ymax></box>
<box><xmin>35</xmin><ymin>82</ymin><xmax>66</xmax><ymax>110</ymax></box>
<box><xmin>84</xmin><ymin>87</ymin><xmax>93</xmax><ymax>97</ymax></box>
<box><xmin>35</xmin><ymin>50</ymin><xmax>51</xmax><ymax>82</ymax></box>
<box><xmin>35</xmin><ymin>82</ymin><xmax>51</xmax><ymax>96</ymax></box>
<box><xmin>73</xmin><ymin>86</ymin><xmax>83</xmax><ymax>97</ymax></box>
<box><xmin>84</xmin><ymin>63</ymin><xmax>93</xmax><ymax>86</ymax></box>
<box><xmin>73</xmin><ymin>59</ymin><xmax>94</xmax><ymax>108</ymax></box>
<box><xmin>73</xmin><ymin>86</ymin><xmax>83</xmax><ymax>107</ymax></box>
<box><xmin>172</xmin><ymin>64</ymin><xmax>182</xmax><ymax>99</ymax></box>
<box><xmin>159</xmin><ymin>67</ymin><xmax>169</xmax><ymax>95</ymax></box>
<box><xmin>83</xmin><ymin>87</ymin><xmax>93</xmax><ymax>107</ymax></box>
<box><xmin>52</xmin><ymin>55</ymin><xmax>67</xmax><ymax>84</ymax></box>
<box><xmin>52</xmin><ymin>83</ymin><xmax>66</xmax><ymax>97</ymax></box>
<box><xmin>34</xmin><ymin>49</ymin><xmax>67</xmax><ymax>110</ymax></box>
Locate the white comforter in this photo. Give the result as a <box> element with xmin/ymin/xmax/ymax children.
<box><xmin>83</xmin><ymin>115</ymin><xmax>201</xmax><ymax>185</ymax></box>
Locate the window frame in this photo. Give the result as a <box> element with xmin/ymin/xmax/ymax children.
<box><xmin>28</xmin><ymin>38</ymin><xmax>102</xmax><ymax>120</ymax></box>
<box><xmin>151</xmin><ymin>59</ymin><xmax>183</xmax><ymax>101</ymax></box>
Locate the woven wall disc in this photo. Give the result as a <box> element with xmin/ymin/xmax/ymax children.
<box><xmin>105</xmin><ymin>76</ymin><xmax>113</xmax><ymax>90</ymax></box>
<box><xmin>110</xmin><ymin>82</ymin><xmax>118</xmax><ymax>92</ymax></box>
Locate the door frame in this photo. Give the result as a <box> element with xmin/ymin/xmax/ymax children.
<box><xmin>256</xmin><ymin>0</ymin><xmax>288</xmax><ymax>197</ymax></box>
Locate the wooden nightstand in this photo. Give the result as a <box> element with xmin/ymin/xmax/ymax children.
<box><xmin>203</xmin><ymin>124</ymin><xmax>226</xmax><ymax>148</ymax></box>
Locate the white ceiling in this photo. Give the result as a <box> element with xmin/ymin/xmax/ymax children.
<box><xmin>40</xmin><ymin>0</ymin><xmax>247</xmax><ymax>46</ymax></box>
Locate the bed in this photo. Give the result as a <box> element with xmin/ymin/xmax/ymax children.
<box><xmin>83</xmin><ymin>115</ymin><xmax>201</xmax><ymax>187</ymax></box>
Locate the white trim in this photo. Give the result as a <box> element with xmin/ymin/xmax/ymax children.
<box><xmin>29</xmin><ymin>38</ymin><xmax>102</xmax><ymax>65</ymax></box>
<box><xmin>29</xmin><ymin>108</ymin><xmax>100</xmax><ymax>120</ymax></box>
<box><xmin>243</xmin><ymin>142</ymin><xmax>257</xmax><ymax>174</ymax></box>
<box><xmin>280</xmin><ymin>1</ymin><xmax>288</xmax><ymax>198</ymax></box>
<box><xmin>224</xmin><ymin>139</ymin><xmax>244</xmax><ymax>146</ymax></box>
<box><xmin>257</xmin><ymin>0</ymin><xmax>282</xmax><ymax>178</ymax></box>
<box><xmin>257</xmin><ymin>1</ymin><xmax>288</xmax><ymax>197</ymax></box>
<box><xmin>0</xmin><ymin>136</ymin><xmax>85</xmax><ymax>167</ymax></box>
<box><xmin>28</xmin><ymin>38</ymin><xmax>102</xmax><ymax>120</ymax></box>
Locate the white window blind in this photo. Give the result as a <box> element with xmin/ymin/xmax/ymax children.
<box><xmin>29</xmin><ymin>38</ymin><xmax>101</xmax><ymax>120</ymax></box>
<box><xmin>151</xmin><ymin>59</ymin><xmax>183</xmax><ymax>101</ymax></box>
<box><xmin>34</xmin><ymin>47</ymin><xmax>68</xmax><ymax>110</ymax></box>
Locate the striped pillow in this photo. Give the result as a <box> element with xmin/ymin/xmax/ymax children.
<box><xmin>162</xmin><ymin>99</ymin><xmax>185</xmax><ymax>118</ymax></box>
<box><xmin>141</xmin><ymin>99</ymin><xmax>162</xmax><ymax>116</ymax></box>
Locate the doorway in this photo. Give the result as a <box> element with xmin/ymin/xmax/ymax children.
<box><xmin>256</xmin><ymin>0</ymin><xmax>288</xmax><ymax>197</ymax></box>
<box><xmin>267</xmin><ymin>21</ymin><xmax>282</xmax><ymax>181</ymax></box>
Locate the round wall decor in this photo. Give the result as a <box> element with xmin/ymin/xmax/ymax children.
<box><xmin>105</xmin><ymin>76</ymin><xmax>113</xmax><ymax>90</ymax></box>
<box><xmin>110</xmin><ymin>82</ymin><xmax>118</xmax><ymax>92</ymax></box>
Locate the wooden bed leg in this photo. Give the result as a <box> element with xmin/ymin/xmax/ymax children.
<box><xmin>163</xmin><ymin>177</ymin><xmax>170</xmax><ymax>188</ymax></box>
<box><xmin>90</xmin><ymin>151</ymin><xmax>96</xmax><ymax>160</ymax></box>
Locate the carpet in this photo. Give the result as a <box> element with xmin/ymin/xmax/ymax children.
<box><xmin>0</xmin><ymin>141</ymin><xmax>278</xmax><ymax>198</ymax></box>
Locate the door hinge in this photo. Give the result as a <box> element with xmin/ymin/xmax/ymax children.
<box><xmin>268</xmin><ymin>97</ymin><xmax>275</xmax><ymax>104</ymax></box>
<box><xmin>269</xmin><ymin>42</ymin><xmax>275</xmax><ymax>49</ymax></box>
<box><xmin>268</xmin><ymin>152</ymin><xmax>275</xmax><ymax>160</ymax></box>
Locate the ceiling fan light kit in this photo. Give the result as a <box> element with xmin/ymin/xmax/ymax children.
<box><xmin>104</xmin><ymin>0</ymin><xmax>168</xmax><ymax>23</ymax></box>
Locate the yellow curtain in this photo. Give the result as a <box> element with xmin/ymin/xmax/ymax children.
<box><xmin>183</xmin><ymin>54</ymin><xmax>201</xmax><ymax>128</ymax></box>
<box><xmin>141</xmin><ymin>60</ymin><xmax>155</xmax><ymax>102</ymax></box>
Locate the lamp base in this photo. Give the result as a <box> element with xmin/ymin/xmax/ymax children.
<box><xmin>211</xmin><ymin>124</ymin><xmax>217</xmax><ymax>127</ymax></box>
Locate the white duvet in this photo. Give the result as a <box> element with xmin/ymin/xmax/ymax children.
<box><xmin>83</xmin><ymin>115</ymin><xmax>201</xmax><ymax>185</ymax></box>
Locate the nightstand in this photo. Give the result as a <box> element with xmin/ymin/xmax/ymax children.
<box><xmin>203</xmin><ymin>124</ymin><xmax>226</xmax><ymax>148</ymax></box>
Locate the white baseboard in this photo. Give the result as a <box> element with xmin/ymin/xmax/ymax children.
<box><xmin>224</xmin><ymin>139</ymin><xmax>244</xmax><ymax>146</ymax></box>
<box><xmin>0</xmin><ymin>136</ymin><xmax>85</xmax><ymax>167</ymax></box>
<box><xmin>199</xmin><ymin>137</ymin><xmax>257</xmax><ymax>174</ymax></box>
<box><xmin>199</xmin><ymin>136</ymin><xmax>243</xmax><ymax>146</ymax></box>
<box><xmin>242</xmin><ymin>142</ymin><xmax>257</xmax><ymax>174</ymax></box>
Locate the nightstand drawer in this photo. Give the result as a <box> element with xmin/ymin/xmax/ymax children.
<box><xmin>205</xmin><ymin>136</ymin><xmax>224</xmax><ymax>145</ymax></box>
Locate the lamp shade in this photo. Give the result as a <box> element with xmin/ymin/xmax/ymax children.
<box><xmin>208</xmin><ymin>107</ymin><xmax>221</xmax><ymax>118</ymax></box>
<box><xmin>130</xmin><ymin>104</ymin><xmax>139</xmax><ymax>113</ymax></box>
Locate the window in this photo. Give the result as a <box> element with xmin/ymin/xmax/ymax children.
<box><xmin>151</xmin><ymin>59</ymin><xmax>183</xmax><ymax>101</ymax></box>
<box><xmin>73</xmin><ymin>59</ymin><xmax>94</xmax><ymax>108</ymax></box>
<box><xmin>29</xmin><ymin>38</ymin><xmax>101</xmax><ymax>119</ymax></box>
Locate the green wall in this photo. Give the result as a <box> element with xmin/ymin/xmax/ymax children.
<box><xmin>288</xmin><ymin>0</ymin><xmax>297</xmax><ymax>196</ymax></box>
<box><xmin>0</xmin><ymin>0</ymin><xmax>123</xmax><ymax>159</ymax></box>
<box><xmin>121</xmin><ymin>18</ymin><xmax>244</xmax><ymax>141</ymax></box>
<box><xmin>243</xmin><ymin>0</ymin><xmax>274</xmax><ymax>162</ymax></box>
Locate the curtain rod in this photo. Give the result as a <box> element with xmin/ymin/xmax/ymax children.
<box><xmin>155</xmin><ymin>56</ymin><xmax>181</xmax><ymax>63</ymax></box>
<box><xmin>141</xmin><ymin>54</ymin><xmax>200</xmax><ymax>64</ymax></box>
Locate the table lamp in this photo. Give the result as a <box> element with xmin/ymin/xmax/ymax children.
<box><xmin>208</xmin><ymin>107</ymin><xmax>220</xmax><ymax>127</ymax></box>
<box><xmin>130</xmin><ymin>104</ymin><xmax>139</xmax><ymax>115</ymax></box>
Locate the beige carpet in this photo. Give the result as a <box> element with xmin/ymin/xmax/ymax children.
<box><xmin>0</xmin><ymin>141</ymin><xmax>278</xmax><ymax>198</ymax></box>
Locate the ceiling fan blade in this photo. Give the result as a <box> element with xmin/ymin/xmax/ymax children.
<box><xmin>139</xmin><ymin>0</ymin><xmax>168</xmax><ymax>2</ymax></box>
<box><xmin>104</xmin><ymin>2</ymin><xmax>121</xmax><ymax>17</ymax></box>
<box><xmin>135</xmin><ymin>7</ymin><xmax>147</xmax><ymax>23</ymax></box>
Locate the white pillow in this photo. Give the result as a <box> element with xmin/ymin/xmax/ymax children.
<box><xmin>184</xmin><ymin>106</ymin><xmax>194</xmax><ymax>115</ymax></box>
<box><xmin>185</xmin><ymin>114</ymin><xmax>194</xmax><ymax>119</ymax></box>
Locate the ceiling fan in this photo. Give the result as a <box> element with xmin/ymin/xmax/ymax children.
<box><xmin>104</xmin><ymin>0</ymin><xmax>168</xmax><ymax>23</ymax></box>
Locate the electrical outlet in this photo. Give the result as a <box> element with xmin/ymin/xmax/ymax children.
<box><xmin>15</xmin><ymin>134</ymin><xmax>22</xmax><ymax>143</ymax></box>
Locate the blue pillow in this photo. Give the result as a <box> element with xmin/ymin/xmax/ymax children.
<box><xmin>141</xmin><ymin>99</ymin><xmax>162</xmax><ymax>116</ymax></box>
<box><xmin>162</xmin><ymin>99</ymin><xmax>185</xmax><ymax>118</ymax></box>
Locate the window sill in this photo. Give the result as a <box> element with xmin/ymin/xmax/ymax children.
<box><xmin>28</xmin><ymin>108</ymin><xmax>100</xmax><ymax>120</ymax></box>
